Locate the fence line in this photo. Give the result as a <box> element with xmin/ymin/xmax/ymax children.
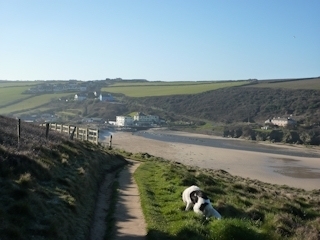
<box><xmin>41</xmin><ymin>123</ymin><xmax>99</xmax><ymax>144</ymax></box>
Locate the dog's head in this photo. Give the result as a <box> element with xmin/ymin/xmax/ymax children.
<box><xmin>190</xmin><ymin>190</ymin><xmax>208</xmax><ymax>204</ymax></box>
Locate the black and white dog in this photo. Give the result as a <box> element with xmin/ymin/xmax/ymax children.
<box><xmin>182</xmin><ymin>185</ymin><xmax>221</xmax><ymax>220</ymax></box>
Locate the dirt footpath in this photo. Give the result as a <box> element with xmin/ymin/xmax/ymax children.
<box><xmin>89</xmin><ymin>160</ymin><xmax>146</xmax><ymax>240</ymax></box>
<box><xmin>113</xmin><ymin>160</ymin><xmax>146</xmax><ymax>240</ymax></box>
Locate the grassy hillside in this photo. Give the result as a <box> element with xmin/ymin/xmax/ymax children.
<box><xmin>134</xmin><ymin>159</ymin><xmax>320</xmax><ymax>240</ymax></box>
<box><xmin>102</xmin><ymin>81</ymin><xmax>249</xmax><ymax>97</ymax></box>
<box><xmin>0</xmin><ymin>81</ymin><xmax>42</xmax><ymax>87</ymax></box>
<box><xmin>0</xmin><ymin>115</ymin><xmax>127</xmax><ymax>240</ymax></box>
<box><xmin>0</xmin><ymin>93</ymin><xmax>75</xmax><ymax>115</ymax></box>
<box><xmin>246</xmin><ymin>78</ymin><xmax>320</xmax><ymax>90</ymax></box>
<box><xmin>0</xmin><ymin>86</ymin><xmax>33</xmax><ymax>107</ymax></box>
<box><xmin>125</xmin><ymin>86</ymin><xmax>320</xmax><ymax>125</ymax></box>
<box><xmin>2</xmin><ymin>78</ymin><xmax>320</xmax><ymax>138</ymax></box>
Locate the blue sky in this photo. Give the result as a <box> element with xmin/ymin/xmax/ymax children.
<box><xmin>1</xmin><ymin>0</ymin><xmax>319</xmax><ymax>81</ymax></box>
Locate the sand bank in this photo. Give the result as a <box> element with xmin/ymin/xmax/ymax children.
<box><xmin>101</xmin><ymin>129</ymin><xmax>320</xmax><ymax>190</ymax></box>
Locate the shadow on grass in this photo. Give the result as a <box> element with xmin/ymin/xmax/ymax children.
<box><xmin>147</xmin><ymin>228</ymin><xmax>204</xmax><ymax>240</ymax></box>
<box><xmin>147</xmin><ymin>225</ymin><xmax>268</xmax><ymax>240</ymax></box>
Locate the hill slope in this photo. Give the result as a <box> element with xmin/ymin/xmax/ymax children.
<box><xmin>124</xmin><ymin>87</ymin><xmax>320</xmax><ymax>125</ymax></box>
<box><xmin>0</xmin><ymin>115</ymin><xmax>126</xmax><ymax>240</ymax></box>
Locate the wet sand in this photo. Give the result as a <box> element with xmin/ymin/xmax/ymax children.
<box><xmin>100</xmin><ymin>128</ymin><xmax>320</xmax><ymax>190</ymax></box>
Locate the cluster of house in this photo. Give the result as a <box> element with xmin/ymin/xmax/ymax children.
<box><xmin>110</xmin><ymin>112</ymin><xmax>161</xmax><ymax>127</ymax></box>
<box><xmin>26</xmin><ymin>81</ymin><xmax>90</xmax><ymax>94</ymax></box>
<box><xmin>74</xmin><ymin>92</ymin><xmax>114</xmax><ymax>102</ymax></box>
<box><xmin>263</xmin><ymin>117</ymin><xmax>296</xmax><ymax>128</ymax></box>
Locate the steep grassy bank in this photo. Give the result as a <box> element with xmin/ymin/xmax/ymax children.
<box><xmin>134</xmin><ymin>159</ymin><xmax>320</xmax><ymax>240</ymax></box>
<box><xmin>0</xmin><ymin>116</ymin><xmax>127</xmax><ymax>240</ymax></box>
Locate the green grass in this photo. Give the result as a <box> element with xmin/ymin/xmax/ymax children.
<box><xmin>102</xmin><ymin>81</ymin><xmax>248</xmax><ymax>97</ymax></box>
<box><xmin>134</xmin><ymin>160</ymin><xmax>320</xmax><ymax>240</ymax></box>
<box><xmin>0</xmin><ymin>86</ymin><xmax>32</xmax><ymax>107</ymax></box>
<box><xmin>15</xmin><ymin>107</ymin><xmax>53</xmax><ymax>116</ymax></box>
<box><xmin>0</xmin><ymin>81</ymin><xmax>42</xmax><ymax>87</ymax></box>
<box><xmin>245</xmin><ymin>78</ymin><xmax>320</xmax><ymax>90</ymax></box>
<box><xmin>0</xmin><ymin>93</ymin><xmax>74</xmax><ymax>114</ymax></box>
<box><xmin>197</xmin><ymin>121</ymin><xmax>214</xmax><ymax>130</ymax></box>
<box><xmin>111</xmin><ymin>81</ymin><xmax>231</xmax><ymax>86</ymax></box>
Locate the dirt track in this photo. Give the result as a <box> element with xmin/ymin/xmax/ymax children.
<box><xmin>89</xmin><ymin>160</ymin><xmax>146</xmax><ymax>240</ymax></box>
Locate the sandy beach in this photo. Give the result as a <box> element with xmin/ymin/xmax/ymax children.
<box><xmin>100</xmin><ymin>129</ymin><xmax>320</xmax><ymax>191</ymax></box>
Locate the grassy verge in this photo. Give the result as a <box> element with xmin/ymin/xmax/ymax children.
<box><xmin>134</xmin><ymin>159</ymin><xmax>320</xmax><ymax>240</ymax></box>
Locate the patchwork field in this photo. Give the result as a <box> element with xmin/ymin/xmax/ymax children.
<box><xmin>0</xmin><ymin>93</ymin><xmax>74</xmax><ymax>115</ymax></box>
<box><xmin>102</xmin><ymin>81</ymin><xmax>249</xmax><ymax>97</ymax></box>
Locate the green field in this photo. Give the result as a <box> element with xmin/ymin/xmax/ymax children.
<box><xmin>0</xmin><ymin>81</ymin><xmax>42</xmax><ymax>87</ymax></box>
<box><xmin>103</xmin><ymin>81</ymin><xmax>248</xmax><ymax>97</ymax></box>
<box><xmin>245</xmin><ymin>78</ymin><xmax>320</xmax><ymax>90</ymax></box>
<box><xmin>111</xmin><ymin>81</ymin><xmax>228</xmax><ymax>86</ymax></box>
<box><xmin>0</xmin><ymin>93</ymin><xmax>74</xmax><ymax>115</ymax></box>
<box><xmin>0</xmin><ymin>86</ymin><xmax>33</xmax><ymax>107</ymax></box>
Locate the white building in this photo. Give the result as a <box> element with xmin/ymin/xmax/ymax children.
<box><xmin>133</xmin><ymin>112</ymin><xmax>159</xmax><ymax>125</ymax></box>
<box><xmin>116</xmin><ymin>116</ymin><xmax>133</xmax><ymax>126</ymax></box>
<box><xmin>265</xmin><ymin>117</ymin><xmax>296</xmax><ymax>127</ymax></box>
<box><xmin>74</xmin><ymin>93</ymin><xmax>86</xmax><ymax>101</ymax></box>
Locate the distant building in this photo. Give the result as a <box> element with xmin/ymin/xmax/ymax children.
<box><xmin>116</xmin><ymin>116</ymin><xmax>133</xmax><ymax>126</ymax></box>
<box><xmin>82</xmin><ymin>117</ymin><xmax>103</xmax><ymax>123</ymax></box>
<box><xmin>265</xmin><ymin>117</ymin><xmax>296</xmax><ymax>127</ymax></box>
<box><xmin>133</xmin><ymin>112</ymin><xmax>159</xmax><ymax>125</ymax></box>
<box><xmin>99</xmin><ymin>93</ymin><xmax>114</xmax><ymax>102</ymax></box>
<box><xmin>115</xmin><ymin>112</ymin><xmax>160</xmax><ymax>127</ymax></box>
<box><xmin>74</xmin><ymin>93</ymin><xmax>86</xmax><ymax>101</ymax></box>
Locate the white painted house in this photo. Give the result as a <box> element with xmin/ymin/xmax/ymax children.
<box><xmin>133</xmin><ymin>112</ymin><xmax>159</xmax><ymax>125</ymax></box>
<box><xmin>265</xmin><ymin>117</ymin><xmax>296</xmax><ymax>127</ymax></box>
<box><xmin>116</xmin><ymin>116</ymin><xmax>133</xmax><ymax>126</ymax></box>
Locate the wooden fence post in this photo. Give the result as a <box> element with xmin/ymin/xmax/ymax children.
<box><xmin>70</xmin><ymin>126</ymin><xmax>76</xmax><ymax>140</ymax></box>
<box><xmin>45</xmin><ymin>123</ymin><xmax>50</xmax><ymax>139</ymax></box>
<box><xmin>96</xmin><ymin>129</ymin><xmax>99</xmax><ymax>144</ymax></box>
<box><xmin>76</xmin><ymin>127</ymin><xmax>79</xmax><ymax>139</ymax></box>
<box><xmin>109</xmin><ymin>134</ymin><xmax>112</xmax><ymax>149</ymax></box>
<box><xmin>17</xmin><ymin>118</ymin><xmax>21</xmax><ymax>149</ymax></box>
<box><xmin>86</xmin><ymin>128</ymin><xmax>89</xmax><ymax>141</ymax></box>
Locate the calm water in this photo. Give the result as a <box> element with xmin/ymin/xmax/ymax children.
<box><xmin>133</xmin><ymin>130</ymin><xmax>320</xmax><ymax>158</ymax></box>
